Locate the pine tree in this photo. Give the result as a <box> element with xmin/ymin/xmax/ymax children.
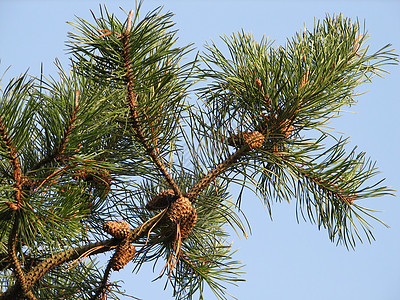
<box><xmin>0</xmin><ymin>3</ymin><xmax>398</xmax><ymax>299</ymax></box>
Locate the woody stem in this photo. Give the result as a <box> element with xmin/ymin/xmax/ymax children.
<box><xmin>186</xmin><ymin>145</ymin><xmax>250</xmax><ymax>201</ymax></box>
<box><xmin>7</xmin><ymin>217</ymin><xmax>37</xmax><ymax>300</ymax></box>
<box><xmin>121</xmin><ymin>11</ymin><xmax>182</xmax><ymax>198</ymax></box>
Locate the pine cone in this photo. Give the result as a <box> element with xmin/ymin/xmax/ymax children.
<box><xmin>5</xmin><ymin>201</ymin><xmax>18</xmax><ymax>211</ymax></box>
<box><xmin>163</xmin><ymin>197</ymin><xmax>197</xmax><ymax>240</ymax></box>
<box><xmin>180</xmin><ymin>209</ymin><xmax>198</xmax><ymax>239</ymax></box>
<box><xmin>103</xmin><ymin>220</ymin><xmax>130</xmax><ymax>239</ymax></box>
<box><xmin>21</xmin><ymin>177</ymin><xmax>36</xmax><ymax>191</ymax></box>
<box><xmin>146</xmin><ymin>189</ymin><xmax>176</xmax><ymax>210</ymax></box>
<box><xmin>255</xmin><ymin>78</ymin><xmax>262</xmax><ymax>89</ymax></box>
<box><xmin>244</xmin><ymin>131</ymin><xmax>265</xmax><ymax>150</ymax></box>
<box><xmin>74</xmin><ymin>168</ymin><xmax>112</xmax><ymax>191</ymax></box>
<box><xmin>229</xmin><ymin>131</ymin><xmax>264</xmax><ymax>150</ymax></box>
<box><xmin>261</xmin><ymin>115</ymin><xmax>293</xmax><ymax>138</ymax></box>
<box><xmin>279</xmin><ymin>119</ymin><xmax>293</xmax><ymax>138</ymax></box>
<box><xmin>166</xmin><ymin>197</ymin><xmax>193</xmax><ymax>224</ymax></box>
<box><xmin>110</xmin><ymin>241</ymin><xmax>136</xmax><ymax>271</ymax></box>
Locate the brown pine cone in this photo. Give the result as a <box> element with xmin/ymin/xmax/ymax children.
<box><xmin>103</xmin><ymin>220</ymin><xmax>130</xmax><ymax>239</ymax></box>
<box><xmin>166</xmin><ymin>197</ymin><xmax>193</xmax><ymax>224</ymax></box>
<box><xmin>180</xmin><ymin>209</ymin><xmax>198</xmax><ymax>239</ymax></box>
<box><xmin>244</xmin><ymin>131</ymin><xmax>265</xmax><ymax>150</ymax></box>
<box><xmin>110</xmin><ymin>241</ymin><xmax>136</xmax><ymax>271</ymax></box>
<box><xmin>229</xmin><ymin>131</ymin><xmax>265</xmax><ymax>150</ymax></box>
<box><xmin>162</xmin><ymin>197</ymin><xmax>197</xmax><ymax>240</ymax></box>
<box><xmin>146</xmin><ymin>189</ymin><xmax>176</xmax><ymax>211</ymax></box>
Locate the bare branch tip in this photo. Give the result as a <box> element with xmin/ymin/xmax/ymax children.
<box><xmin>125</xmin><ymin>10</ymin><xmax>134</xmax><ymax>35</ymax></box>
<box><xmin>74</xmin><ymin>90</ymin><xmax>80</xmax><ymax>110</ymax></box>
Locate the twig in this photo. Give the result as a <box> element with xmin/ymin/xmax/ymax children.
<box><xmin>120</xmin><ymin>13</ymin><xmax>182</xmax><ymax>198</ymax></box>
<box><xmin>0</xmin><ymin>117</ymin><xmax>23</xmax><ymax>208</ymax></box>
<box><xmin>90</xmin><ymin>262</ymin><xmax>113</xmax><ymax>300</ymax></box>
<box><xmin>31</xmin><ymin>90</ymin><xmax>80</xmax><ymax>171</ymax></box>
<box><xmin>186</xmin><ymin>145</ymin><xmax>249</xmax><ymax>202</ymax></box>
<box><xmin>65</xmin><ymin>245</ymin><xmax>108</xmax><ymax>271</ymax></box>
<box><xmin>33</xmin><ymin>163</ymin><xmax>77</xmax><ymax>192</ymax></box>
<box><xmin>124</xmin><ymin>10</ymin><xmax>134</xmax><ymax>36</ymax></box>
<box><xmin>287</xmin><ymin>160</ymin><xmax>355</xmax><ymax>204</ymax></box>
<box><xmin>128</xmin><ymin>208</ymin><xmax>168</xmax><ymax>243</ymax></box>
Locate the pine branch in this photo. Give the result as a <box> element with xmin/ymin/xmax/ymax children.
<box><xmin>90</xmin><ymin>261</ymin><xmax>113</xmax><ymax>300</ymax></box>
<box><xmin>121</xmin><ymin>10</ymin><xmax>182</xmax><ymax>198</ymax></box>
<box><xmin>0</xmin><ymin>117</ymin><xmax>23</xmax><ymax>209</ymax></box>
<box><xmin>6</xmin><ymin>218</ymin><xmax>37</xmax><ymax>300</ymax></box>
<box><xmin>1</xmin><ymin>7</ymin><xmax>396</xmax><ymax>299</ymax></box>
<box><xmin>186</xmin><ymin>143</ymin><xmax>250</xmax><ymax>201</ymax></box>
<box><xmin>0</xmin><ymin>239</ymin><xmax>118</xmax><ymax>300</ymax></box>
<box><xmin>0</xmin><ymin>209</ymin><xmax>166</xmax><ymax>299</ymax></box>
<box><xmin>296</xmin><ymin>163</ymin><xmax>355</xmax><ymax>205</ymax></box>
<box><xmin>36</xmin><ymin>239</ymin><xmax>115</xmax><ymax>291</ymax></box>
<box><xmin>31</xmin><ymin>90</ymin><xmax>80</xmax><ymax>172</ymax></box>
<box><xmin>0</xmin><ymin>118</ymin><xmax>35</xmax><ymax>298</ymax></box>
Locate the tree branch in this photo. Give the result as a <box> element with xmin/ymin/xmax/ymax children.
<box><xmin>288</xmin><ymin>161</ymin><xmax>355</xmax><ymax>205</ymax></box>
<box><xmin>121</xmin><ymin>11</ymin><xmax>182</xmax><ymax>198</ymax></box>
<box><xmin>0</xmin><ymin>118</ymin><xmax>36</xmax><ymax>298</ymax></box>
<box><xmin>90</xmin><ymin>261</ymin><xmax>113</xmax><ymax>300</ymax></box>
<box><xmin>0</xmin><ymin>117</ymin><xmax>23</xmax><ymax>208</ymax></box>
<box><xmin>31</xmin><ymin>90</ymin><xmax>80</xmax><ymax>172</ymax></box>
<box><xmin>0</xmin><ymin>239</ymin><xmax>118</xmax><ymax>300</ymax></box>
<box><xmin>6</xmin><ymin>217</ymin><xmax>37</xmax><ymax>300</ymax></box>
<box><xmin>0</xmin><ymin>209</ymin><xmax>167</xmax><ymax>299</ymax></box>
<box><xmin>186</xmin><ymin>145</ymin><xmax>250</xmax><ymax>201</ymax></box>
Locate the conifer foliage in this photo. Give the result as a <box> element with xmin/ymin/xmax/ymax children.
<box><xmin>0</xmin><ymin>3</ymin><xmax>398</xmax><ymax>299</ymax></box>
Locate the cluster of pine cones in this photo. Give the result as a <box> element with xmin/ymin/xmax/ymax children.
<box><xmin>228</xmin><ymin>113</ymin><xmax>294</xmax><ymax>151</ymax></box>
<box><xmin>146</xmin><ymin>189</ymin><xmax>197</xmax><ymax>240</ymax></box>
<box><xmin>102</xmin><ymin>189</ymin><xmax>197</xmax><ymax>271</ymax></box>
<box><xmin>103</xmin><ymin>220</ymin><xmax>135</xmax><ymax>271</ymax></box>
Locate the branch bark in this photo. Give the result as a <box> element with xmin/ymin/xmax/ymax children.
<box><xmin>0</xmin><ymin>118</ymin><xmax>36</xmax><ymax>299</ymax></box>
<box><xmin>186</xmin><ymin>144</ymin><xmax>250</xmax><ymax>201</ymax></box>
<box><xmin>7</xmin><ymin>218</ymin><xmax>37</xmax><ymax>300</ymax></box>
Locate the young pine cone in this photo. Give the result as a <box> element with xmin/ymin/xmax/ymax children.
<box><xmin>103</xmin><ymin>220</ymin><xmax>130</xmax><ymax>239</ymax></box>
<box><xmin>73</xmin><ymin>168</ymin><xmax>112</xmax><ymax>193</ymax></box>
<box><xmin>279</xmin><ymin>119</ymin><xmax>294</xmax><ymax>138</ymax></box>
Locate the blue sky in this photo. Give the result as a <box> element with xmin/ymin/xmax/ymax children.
<box><xmin>1</xmin><ymin>1</ymin><xmax>399</xmax><ymax>299</ymax></box>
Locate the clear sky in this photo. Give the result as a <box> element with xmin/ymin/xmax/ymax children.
<box><xmin>1</xmin><ymin>1</ymin><xmax>399</xmax><ymax>299</ymax></box>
